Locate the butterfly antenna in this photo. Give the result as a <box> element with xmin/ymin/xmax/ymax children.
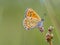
<box><xmin>41</xmin><ymin>13</ymin><xmax>47</xmax><ymax>21</ymax></box>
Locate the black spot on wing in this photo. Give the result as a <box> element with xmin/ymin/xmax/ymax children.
<box><xmin>30</xmin><ymin>11</ymin><xmax>33</xmax><ymax>17</ymax></box>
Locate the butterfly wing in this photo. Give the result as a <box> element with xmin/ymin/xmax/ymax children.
<box><xmin>23</xmin><ymin>8</ymin><xmax>41</xmax><ymax>30</ymax></box>
<box><xmin>25</xmin><ymin>8</ymin><xmax>41</xmax><ymax>20</ymax></box>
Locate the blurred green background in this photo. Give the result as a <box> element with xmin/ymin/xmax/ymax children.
<box><xmin>0</xmin><ymin>0</ymin><xmax>60</xmax><ymax>45</ymax></box>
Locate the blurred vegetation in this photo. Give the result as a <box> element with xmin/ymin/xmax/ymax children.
<box><xmin>0</xmin><ymin>0</ymin><xmax>60</xmax><ymax>45</ymax></box>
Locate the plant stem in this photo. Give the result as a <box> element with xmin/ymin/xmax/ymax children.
<box><xmin>49</xmin><ymin>41</ymin><xmax>52</xmax><ymax>45</ymax></box>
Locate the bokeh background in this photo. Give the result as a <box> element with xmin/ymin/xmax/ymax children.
<box><xmin>0</xmin><ymin>0</ymin><xmax>60</xmax><ymax>45</ymax></box>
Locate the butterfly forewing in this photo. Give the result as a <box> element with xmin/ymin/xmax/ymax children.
<box><xmin>25</xmin><ymin>8</ymin><xmax>41</xmax><ymax>20</ymax></box>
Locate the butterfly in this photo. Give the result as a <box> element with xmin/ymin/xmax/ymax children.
<box><xmin>23</xmin><ymin>8</ymin><xmax>44</xmax><ymax>32</ymax></box>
